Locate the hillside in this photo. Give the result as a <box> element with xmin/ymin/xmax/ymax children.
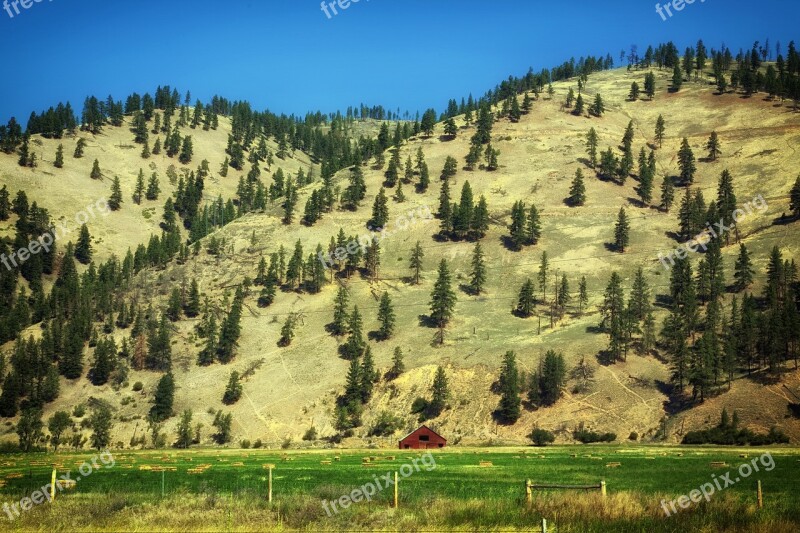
<box><xmin>1</xmin><ymin>65</ymin><xmax>799</xmax><ymax>449</ymax></box>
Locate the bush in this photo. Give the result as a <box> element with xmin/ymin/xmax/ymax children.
<box><xmin>281</xmin><ymin>437</ymin><xmax>292</xmax><ymax>449</ymax></box>
<box><xmin>573</xmin><ymin>426</ymin><xmax>616</xmax><ymax>443</ymax></box>
<box><xmin>302</xmin><ymin>427</ymin><xmax>318</xmax><ymax>441</ymax></box>
<box><xmin>73</xmin><ymin>404</ymin><xmax>86</xmax><ymax>418</ymax></box>
<box><xmin>253</xmin><ymin>439</ymin><xmax>263</xmax><ymax>449</ymax></box>
<box><xmin>132</xmin><ymin>381</ymin><xmax>144</xmax><ymax>392</ymax></box>
<box><xmin>240</xmin><ymin>439</ymin><xmax>251</xmax><ymax>449</ymax></box>
<box><xmin>529</xmin><ymin>428</ymin><xmax>555</xmax><ymax>446</ymax></box>
<box><xmin>368</xmin><ymin>411</ymin><xmax>404</xmax><ymax>437</ymax></box>
<box><xmin>628</xmin><ymin>431</ymin><xmax>638</xmax><ymax>441</ymax></box>
<box><xmin>410</xmin><ymin>397</ymin><xmax>429</xmax><ymax>414</ymax></box>
<box><xmin>681</xmin><ymin>410</ymin><xmax>790</xmax><ymax>446</ymax></box>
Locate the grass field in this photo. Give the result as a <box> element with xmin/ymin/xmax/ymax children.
<box><xmin>0</xmin><ymin>446</ymin><xmax>798</xmax><ymax>531</ymax></box>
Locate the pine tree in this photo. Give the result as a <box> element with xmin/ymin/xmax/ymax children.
<box><xmin>146</xmin><ymin>172</ymin><xmax>160</xmax><ymax>200</ymax></box>
<box><xmin>108</xmin><ymin>176</ymin><xmax>123</xmax><ymax>210</ymax></box>
<box><xmin>496</xmin><ymin>351</ymin><xmax>521</xmax><ymax>424</ymax></box>
<box><xmin>539</xmin><ymin>350</ymin><xmax>566</xmax><ymax>406</ymax></box>
<box><xmin>602</xmin><ymin>272</ymin><xmax>628</xmax><ymax>361</ymax></box>
<box><xmin>574</xmin><ymin>93</ymin><xmax>585</xmax><ymax>115</ymax></box>
<box><xmin>629</xmin><ymin>81</ymin><xmax>640</xmax><ymax>101</ymax></box>
<box><xmin>672</xmin><ymin>64</ymin><xmax>684</xmax><ymax>91</ymax></box>
<box><xmin>428</xmin><ymin>366</ymin><xmax>449</xmax><ymax>417</ymax></box>
<box><xmin>660</xmin><ymin>175</ymin><xmax>675</xmax><ymax>211</ymax></box>
<box><xmin>54</xmin><ymin>144</ymin><xmax>64</xmax><ymax>168</ymax></box>
<box><xmin>216</xmin><ymin>288</ymin><xmax>244</xmax><ymax>363</ymax></box>
<box><xmin>133</xmin><ymin>169</ymin><xmax>145</xmax><ymax>204</ymax></box>
<box><xmin>789</xmin><ymin>176</ymin><xmax>800</xmax><ymax>218</ymax></box>
<box><xmin>516</xmin><ymin>279</ymin><xmax>536</xmax><ymax>317</ymax></box>
<box><xmin>538</xmin><ymin>251</ymin><xmax>550</xmax><ymax>302</ymax></box>
<box><xmin>371</xmin><ymin>188</ymin><xmax>389</xmax><ymax>229</ymax></box>
<box><xmin>74</xmin><ymin>138</ymin><xmax>86</xmax><ymax>158</ymax></box>
<box><xmin>90</xmin><ymin>159</ymin><xmax>102</xmax><ymax>179</ymax></box>
<box><xmin>706</xmin><ymin>131</ymin><xmax>721</xmax><ymax>161</ymax></box>
<box><xmin>586</xmin><ymin>128</ymin><xmax>598</xmax><ymax>167</ymax></box>
<box><xmin>222</xmin><ymin>371</ymin><xmax>242</xmax><ymax>404</ymax></box>
<box><xmin>438</xmin><ymin>178</ymin><xmax>453</xmax><ymax>234</ymax></box>
<box><xmin>678</xmin><ymin>137</ymin><xmax>696</xmax><ymax>185</ymax></box>
<box><xmin>185</xmin><ymin>279</ymin><xmax>201</xmax><ymax>317</ymax></box>
<box><xmin>578</xmin><ymin>276</ymin><xmax>589</xmax><ymax>314</ymax></box>
<box><xmin>443</xmin><ymin>117</ymin><xmax>457</xmax><ymax>138</ymax></box>
<box><xmin>568</xmin><ymin>168</ymin><xmax>586</xmax><ymax>206</ymax></box>
<box><xmin>150</xmin><ymin>372</ymin><xmax>175</xmax><ymax>422</ymax></box>
<box><xmin>359</xmin><ymin>347</ymin><xmax>377</xmax><ymax>402</ymax></box>
<box><xmin>418</xmin><ymin>161</ymin><xmax>430</xmax><ymax>192</ymax></box>
<box><xmin>344</xmin><ymin>305</ymin><xmax>365</xmax><ymax>359</ymax></box>
<box><xmin>590</xmin><ymin>94</ymin><xmax>605</xmax><ymax>117</ymax></box>
<box><xmin>75</xmin><ymin>224</ymin><xmax>92</xmax><ymax>264</ymax></box>
<box><xmin>166</xmin><ymin>287</ymin><xmax>182</xmax><ymax>322</ymax></box>
<box><xmin>644</xmin><ymin>71</ymin><xmax>657</xmax><ymax>99</ymax></box>
<box><xmin>388</xmin><ymin>347</ymin><xmax>405</xmax><ymax>379</ymax></box>
<box><xmin>509</xmin><ymin>201</ymin><xmax>527</xmax><ymax>249</ymax></box>
<box><xmin>430</xmin><ymin>260</ymin><xmax>457</xmax><ymax>341</ymax></box>
<box><xmin>733</xmin><ymin>243</ymin><xmax>754</xmax><ymax>292</ymax></box>
<box><xmin>614</xmin><ymin>207</ymin><xmax>630</xmax><ymax>252</ymax></box>
<box><xmin>469</xmin><ymin>242</ymin><xmax>486</xmax><ymax>295</ymax></box>
<box><xmin>179</xmin><ymin>135</ymin><xmax>193</xmax><ymax>164</ymax></box>
<box><xmin>409</xmin><ymin>241</ymin><xmax>424</xmax><ymax>284</ymax></box>
<box><xmin>654</xmin><ymin>115</ymin><xmax>666</xmax><ymax>148</ymax></box>
<box><xmin>377</xmin><ymin>292</ymin><xmax>396</xmax><ymax>340</ymax></box>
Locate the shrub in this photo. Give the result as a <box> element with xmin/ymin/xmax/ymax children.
<box><xmin>253</xmin><ymin>439</ymin><xmax>263</xmax><ymax>449</ymax></box>
<box><xmin>240</xmin><ymin>439</ymin><xmax>251</xmax><ymax>449</ymax></box>
<box><xmin>529</xmin><ymin>428</ymin><xmax>555</xmax><ymax>446</ymax></box>
<box><xmin>573</xmin><ymin>425</ymin><xmax>616</xmax><ymax>443</ymax></box>
<box><xmin>132</xmin><ymin>381</ymin><xmax>144</xmax><ymax>392</ymax></box>
<box><xmin>281</xmin><ymin>437</ymin><xmax>292</xmax><ymax>449</ymax></box>
<box><xmin>628</xmin><ymin>431</ymin><xmax>638</xmax><ymax>441</ymax></box>
<box><xmin>368</xmin><ymin>411</ymin><xmax>404</xmax><ymax>437</ymax></box>
<box><xmin>410</xmin><ymin>397</ymin><xmax>429</xmax><ymax>414</ymax></box>
<box><xmin>302</xmin><ymin>427</ymin><xmax>318</xmax><ymax>441</ymax></box>
<box><xmin>73</xmin><ymin>404</ymin><xmax>86</xmax><ymax>418</ymax></box>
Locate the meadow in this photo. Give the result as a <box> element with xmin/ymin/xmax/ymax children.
<box><xmin>0</xmin><ymin>445</ymin><xmax>798</xmax><ymax>531</ymax></box>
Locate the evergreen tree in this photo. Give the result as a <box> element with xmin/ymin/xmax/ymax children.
<box><xmin>678</xmin><ymin>137</ymin><xmax>696</xmax><ymax>185</ymax></box>
<box><xmin>108</xmin><ymin>176</ymin><xmax>123</xmax><ymax>210</ymax></box>
<box><xmin>47</xmin><ymin>411</ymin><xmax>72</xmax><ymax>452</ymax></box>
<box><xmin>89</xmin><ymin>405</ymin><xmax>113</xmax><ymax>450</ymax></box>
<box><xmin>74</xmin><ymin>138</ymin><xmax>86</xmax><ymax>158</ymax></box>
<box><xmin>75</xmin><ymin>224</ymin><xmax>92</xmax><ymax>264</ymax></box>
<box><xmin>660</xmin><ymin>175</ymin><xmax>675</xmax><ymax>211</ymax></box>
<box><xmin>644</xmin><ymin>71</ymin><xmax>657</xmax><ymax>99</ymax></box>
<box><xmin>150</xmin><ymin>373</ymin><xmax>175</xmax><ymax>422</ymax></box>
<box><xmin>590</xmin><ymin>94</ymin><xmax>605</xmax><ymax>116</ymax></box>
<box><xmin>568</xmin><ymin>168</ymin><xmax>586</xmax><ymax>206</ymax></box>
<box><xmin>222</xmin><ymin>371</ymin><xmax>242</xmax><ymax>404</ymax></box>
<box><xmin>538</xmin><ymin>251</ymin><xmax>550</xmax><ymax>302</ymax></box>
<box><xmin>377</xmin><ymin>292</ymin><xmax>396</xmax><ymax>340</ymax></box>
<box><xmin>344</xmin><ymin>305</ymin><xmax>365</xmax><ymax>359</ymax></box>
<box><xmin>54</xmin><ymin>144</ymin><xmax>64</xmax><ymax>168</ymax></box>
<box><xmin>409</xmin><ymin>241</ymin><xmax>424</xmax><ymax>284</ymax></box>
<box><xmin>16</xmin><ymin>407</ymin><xmax>43</xmax><ymax>452</ymax></box>
<box><xmin>185</xmin><ymin>278</ymin><xmax>201</xmax><ymax>317</ymax></box>
<box><xmin>586</xmin><ymin>128</ymin><xmax>598</xmax><ymax>167</ymax></box>
<box><xmin>430</xmin><ymin>260</ymin><xmax>457</xmax><ymax>341</ymax></box>
<box><xmin>217</xmin><ymin>288</ymin><xmax>244</xmax><ymax>363</ymax></box>
<box><xmin>496</xmin><ymin>351</ymin><xmax>521</xmax><ymax>424</ymax></box>
<box><xmin>133</xmin><ymin>169</ymin><xmax>145</xmax><ymax>204</ymax></box>
<box><xmin>428</xmin><ymin>366</ymin><xmax>449</xmax><ymax>417</ymax></box>
<box><xmin>574</xmin><ymin>93</ymin><xmax>585</xmax><ymax>115</ymax></box>
<box><xmin>179</xmin><ymin>135</ymin><xmax>193</xmax><ymax>164</ymax></box>
<box><xmin>733</xmin><ymin>243</ymin><xmax>754</xmax><ymax>292</ymax></box>
<box><xmin>789</xmin><ymin>176</ymin><xmax>800</xmax><ymax>218</ymax></box>
<box><xmin>516</xmin><ymin>279</ymin><xmax>536</xmax><ymax>317</ymax></box>
<box><xmin>90</xmin><ymin>159</ymin><xmax>102</xmax><ymax>179</ymax></box>
<box><xmin>388</xmin><ymin>347</ymin><xmax>405</xmax><ymax>379</ymax></box>
<box><xmin>654</xmin><ymin>115</ymin><xmax>666</xmax><ymax>148</ymax></box>
<box><xmin>602</xmin><ymin>272</ymin><xmax>628</xmax><ymax>361</ymax></box>
<box><xmin>672</xmin><ymin>64</ymin><xmax>684</xmax><ymax>91</ymax></box>
<box><xmin>706</xmin><ymin>131</ymin><xmax>721</xmax><ymax>161</ymax></box>
<box><xmin>526</xmin><ymin>204</ymin><xmax>542</xmax><ymax>245</ymax></box>
<box><xmin>629</xmin><ymin>82</ymin><xmax>640</xmax><ymax>101</ymax></box>
<box><xmin>578</xmin><ymin>276</ymin><xmax>589</xmax><ymax>314</ymax></box>
<box><xmin>614</xmin><ymin>206</ymin><xmax>630</xmax><ymax>252</ymax></box>
<box><xmin>509</xmin><ymin>201</ymin><xmax>528</xmax><ymax>249</ymax></box>
<box><xmin>371</xmin><ymin>187</ymin><xmax>389</xmax><ymax>228</ymax></box>
<box><xmin>539</xmin><ymin>350</ymin><xmax>566</xmax><ymax>406</ymax></box>
<box><xmin>146</xmin><ymin>172</ymin><xmax>160</xmax><ymax>200</ymax></box>
<box><xmin>359</xmin><ymin>347</ymin><xmax>377</xmax><ymax>402</ymax></box>
<box><xmin>469</xmin><ymin>242</ymin><xmax>486</xmax><ymax>295</ymax></box>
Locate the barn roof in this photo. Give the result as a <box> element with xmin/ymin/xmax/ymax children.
<box><xmin>398</xmin><ymin>425</ymin><xmax>447</xmax><ymax>442</ymax></box>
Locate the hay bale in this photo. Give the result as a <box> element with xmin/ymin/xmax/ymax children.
<box><xmin>320</xmin><ymin>460</ymin><xmax>332</xmax><ymax>465</ymax></box>
<box><xmin>606</xmin><ymin>462</ymin><xmax>621</xmax><ymax>468</ymax></box>
<box><xmin>710</xmin><ymin>462</ymin><xmax>728</xmax><ymax>468</ymax></box>
<box><xmin>262</xmin><ymin>464</ymin><xmax>276</xmax><ymax>469</ymax></box>
<box><xmin>479</xmin><ymin>461</ymin><xmax>493</xmax><ymax>467</ymax></box>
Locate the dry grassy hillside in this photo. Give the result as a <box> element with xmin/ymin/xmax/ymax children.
<box><xmin>1</xmin><ymin>66</ymin><xmax>799</xmax><ymax>448</ymax></box>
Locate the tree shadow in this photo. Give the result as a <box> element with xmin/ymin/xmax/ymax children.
<box><xmin>500</xmin><ymin>235</ymin><xmax>523</xmax><ymax>252</ymax></box>
<box><xmin>418</xmin><ymin>314</ymin><xmax>437</xmax><ymax>328</ymax></box>
<box><xmin>627</xmin><ymin>196</ymin><xmax>647</xmax><ymax>209</ymax></box>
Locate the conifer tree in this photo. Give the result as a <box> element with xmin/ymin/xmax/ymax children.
<box><xmin>516</xmin><ymin>279</ymin><xmax>536</xmax><ymax>317</ymax></box>
<box><xmin>222</xmin><ymin>371</ymin><xmax>242</xmax><ymax>404</ymax></box>
<box><xmin>377</xmin><ymin>292</ymin><xmax>395</xmax><ymax>340</ymax></box>
<box><xmin>660</xmin><ymin>175</ymin><xmax>675</xmax><ymax>211</ymax></box>
<box><xmin>359</xmin><ymin>347</ymin><xmax>377</xmax><ymax>402</ymax></box>
<box><xmin>574</xmin><ymin>93</ymin><xmax>585</xmax><ymax>115</ymax></box>
<box><xmin>150</xmin><ymin>373</ymin><xmax>175</xmax><ymax>422</ymax></box>
<box><xmin>430</xmin><ymin>260</ymin><xmax>456</xmax><ymax>342</ymax></box>
<box><xmin>109</xmin><ymin>176</ymin><xmax>123</xmax><ymax>210</ymax></box>
<box><xmin>75</xmin><ymin>224</ymin><xmax>92</xmax><ymax>264</ymax></box>
<box><xmin>388</xmin><ymin>347</ymin><xmax>405</xmax><ymax>380</ymax></box>
<box><xmin>469</xmin><ymin>242</ymin><xmax>486</xmax><ymax>295</ymax></box>
<box><xmin>133</xmin><ymin>169</ymin><xmax>145</xmax><ymax>204</ymax></box>
<box><xmin>185</xmin><ymin>279</ymin><xmax>201</xmax><ymax>317</ymax></box>
<box><xmin>654</xmin><ymin>115</ymin><xmax>666</xmax><ymax>148</ymax></box>
<box><xmin>644</xmin><ymin>71</ymin><xmax>657</xmax><ymax>99</ymax></box>
<box><xmin>578</xmin><ymin>276</ymin><xmax>589</xmax><ymax>314</ymax></box>
<box><xmin>74</xmin><ymin>138</ymin><xmax>86</xmax><ymax>158</ymax></box>
<box><xmin>790</xmin><ymin>176</ymin><xmax>800</xmax><ymax>219</ymax></box>
<box><xmin>706</xmin><ymin>131</ymin><xmax>721</xmax><ymax>161</ymax></box>
<box><xmin>672</xmin><ymin>64</ymin><xmax>683</xmax><ymax>91</ymax></box>
<box><xmin>629</xmin><ymin>81</ymin><xmax>640</xmax><ymax>101</ymax></box>
<box><xmin>371</xmin><ymin>188</ymin><xmax>389</xmax><ymax>229</ymax></box>
<box><xmin>586</xmin><ymin>128</ymin><xmax>598</xmax><ymax>167</ymax></box>
<box><xmin>418</xmin><ymin>161</ymin><xmax>430</xmax><ymax>192</ymax></box>
<box><xmin>678</xmin><ymin>137</ymin><xmax>696</xmax><ymax>185</ymax></box>
<box><xmin>54</xmin><ymin>143</ymin><xmax>64</xmax><ymax>168</ymax></box>
<box><xmin>538</xmin><ymin>251</ymin><xmax>550</xmax><ymax>301</ymax></box>
<box><xmin>509</xmin><ymin>200</ymin><xmax>527</xmax><ymax>249</ymax></box>
<box><xmin>614</xmin><ymin>206</ymin><xmax>630</xmax><ymax>252</ymax></box>
<box><xmin>216</xmin><ymin>288</ymin><xmax>243</xmax><ymax>363</ymax></box>
<box><xmin>568</xmin><ymin>168</ymin><xmax>587</xmax><ymax>206</ymax></box>
<box><xmin>496</xmin><ymin>351</ymin><xmax>521</xmax><ymax>424</ymax></box>
<box><xmin>733</xmin><ymin>243</ymin><xmax>754</xmax><ymax>292</ymax></box>
<box><xmin>90</xmin><ymin>159</ymin><xmax>102</xmax><ymax>179</ymax></box>
<box><xmin>590</xmin><ymin>94</ymin><xmax>605</xmax><ymax>116</ymax></box>
<box><xmin>526</xmin><ymin>204</ymin><xmax>542</xmax><ymax>245</ymax></box>
<box><xmin>344</xmin><ymin>305</ymin><xmax>365</xmax><ymax>359</ymax></box>
<box><xmin>146</xmin><ymin>172</ymin><xmax>160</xmax><ymax>200</ymax></box>
<box><xmin>409</xmin><ymin>241</ymin><xmax>424</xmax><ymax>284</ymax></box>
<box><xmin>428</xmin><ymin>366</ymin><xmax>449</xmax><ymax>417</ymax></box>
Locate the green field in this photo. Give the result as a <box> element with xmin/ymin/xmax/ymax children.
<box><xmin>1</xmin><ymin>446</ymin><xmax>799</xmax><ymax>531</ymax></box>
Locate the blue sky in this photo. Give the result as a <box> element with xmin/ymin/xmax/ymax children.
<box><xmin>0</xmin><ymin>0</ymin><xmax>798</xmax><ymax>123</ymax></box>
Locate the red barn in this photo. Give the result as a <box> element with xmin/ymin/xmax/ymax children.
<box><xmin>398</xmin><ymin>425</ymin><xmax>447</xmax><ymax>450</ymax></box>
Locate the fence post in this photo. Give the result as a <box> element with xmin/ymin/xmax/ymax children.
<box><xmin>757</xmin><ymin>480</ymin><xmax>763</xmax><ymax>509</ymax></box>
<box><xmin>393</xmin><ymin>472</ymin><xmax>399</xmax><ymax>508</ymax></box>
<box><xmin>50</xmin><ymin>468</ymin><xmax>56</xmax><ymax>502</ymax></box>
<box><xmin>161</xmin><ymin>470</ymin><xmax>165</xmax><ymax>497</ymax></box>
<box><xmin>268</xmin><ymin>467</ymin><xmax>273</xmax><ymax>504</ymax></box>
<box><xmin>525</xmin><ymin>479</ymin><xmax>532</xmax><ymax>508</ymax></box>
<box><xmin>541</xmin><ymin>518</ymin><xmax>547</xmax><ymax>533</ymax></box>
<box><xmin>600</xmin><ymin>480</ymin><xmax>607</xmax><ymax>498</ymax></box>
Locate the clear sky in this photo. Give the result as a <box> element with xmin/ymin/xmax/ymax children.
<box><xmin>1</xmin><ymin>0</ymin><xmax>798</xmax><ymax>123</ymax></box>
